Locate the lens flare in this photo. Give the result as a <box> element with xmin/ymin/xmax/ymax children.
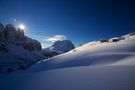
<box><xmin>19</xmin><ymin>24</ymin><xmax>25</xmax><ymax>30</ymax></box>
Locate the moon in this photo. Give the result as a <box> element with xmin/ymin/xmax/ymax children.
<box><xmin>19</xmin><ymin>24</ymin><xmax>25</xmax><ymax>30</ymax></box>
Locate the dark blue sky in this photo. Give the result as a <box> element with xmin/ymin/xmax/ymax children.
<box><xmin>0</xmin><ymin>0</ymin><xmax>135</xmax><ymax>47</ymax></box>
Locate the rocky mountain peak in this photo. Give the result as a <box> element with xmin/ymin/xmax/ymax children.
<box><xmin>0</xmin><ymin>23</ymin><xmax>42</xmax><ymax>51</ymax></box>
<box><xmin>50</xmin><ymin>40</ymin><xmax>75</xmax><ymax>53</ymax></box>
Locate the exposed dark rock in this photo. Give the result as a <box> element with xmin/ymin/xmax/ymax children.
<box><xmin>99</xmin><ymin>39</ymin><xmax>109</xmax><ymax>43</ymax></box>
<box><xmin>50</xmin><ymin>40</ymin><xmax>75</xmax><ymax>53</ymax></box>
<box><xmin>1</xmin><ymin>23</ymin><xmax>42</xmax><ymax>51</ymax></box>
<box><xmin>0</xmin><ymin>23</ymin><xmax>5</xmax><ymax>41</ymax></box>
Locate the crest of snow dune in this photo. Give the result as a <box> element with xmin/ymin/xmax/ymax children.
<box><xmin>45</xmin><ymin>35</ymin><xmax>67</xmax><ymax>42</ymax></box>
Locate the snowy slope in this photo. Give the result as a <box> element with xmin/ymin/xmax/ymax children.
<box><xmin>1</xmin><ymin>65</ymin><xmax>135</xmax><ymax>90</ymax></box>
<box><xmin>0</xmin><ymin>33</ymin><xmax>135</xmax><ymax>90</ymax></box>
<box><xmin>28</xmin><ymin>35</ymin><xmax>135</xmax><ymax>72</ymax></box>
<box><xmin>0</xmin><ymin>43</ymin><xmax>44</xmax><ymax>72</ymax></box>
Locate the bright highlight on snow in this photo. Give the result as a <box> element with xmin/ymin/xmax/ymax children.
<box><xmin>19</xmin><ymin>24</ymin><xmax>25</xmax><ymax>30</ymax></box>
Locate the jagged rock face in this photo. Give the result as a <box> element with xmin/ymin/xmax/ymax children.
<box><xmin>0</xmin><ymin>23</ymin><xmax>44</xmax><ymax>72</ymax></box>
<box><xmin>0</xmin><ymin>23</ymin><xmax>4</xmax><ymax>30</ymax></box>
<box><xmin>0</xmin><ymin>43</ymin><xmax>8</xmax><ymax>53</ymax></box>
<box><xmin>23</xmin><ymin>39</ymin><xmax>42</xmax><ymax>51</ymax></box>
<box><xmin>50</xmin><ymin>40</ymin><xmax>75</xmax><ymax>53</ymax></box>
<box><xmin>15</xmin><ymin>28</ymin><xmax>25</xmax><ymax>42</ymax></box>
<box><xmin>0</xmin><ymin>23</ymin><xmax>42</xmax><ymax>52</ymax></box>
<box><xmin>4</xmin><ymin>24</ymin><xmax>17</xmax><ymax>42</ymax></box>
<box><xmin>0</xmin><ymin>23</ymin><xmax>5</xmax><ymax>41</ymax></box>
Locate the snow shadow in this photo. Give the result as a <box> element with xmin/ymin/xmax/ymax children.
<box><xmin>31</xmin><ymin>54</ymin><xmax>131</xmax><ymax>72</ymax></box>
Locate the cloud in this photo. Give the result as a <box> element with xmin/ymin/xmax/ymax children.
<box><xmin>45</xmin><ymin>35</ymin><xmax>67</xmax><ymax>42</ymax></box>
<box><xmin>9</xmin><ymin>18</ymin><xmax>17</xmax><ymax>22</ymax></box>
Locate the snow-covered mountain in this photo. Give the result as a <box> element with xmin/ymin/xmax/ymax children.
<box><xmin>0</xmin><ymin>23</ymin><xmax>75</xmax><ymax>72</ymax></box>
<box><xmin>41</xmin><ymin>40</ymin><xmax>75</xmax><ymax>58</ymax></box>
<box><xmin>44</xmin><ymin>40</ymin><xmax>75</xmax><ymax>52</ymax></box>
<box><xmin>0</xmin><ymin>23</ymin><xmax>44</xmax><ymax>72</ymax></box>
<box><xmin>49</xmin><ymin>40</ymin><xmax>75</xmax><ymax>53</ymax></box>
<box><xmin>0</xmin><ymin>33</ymin><xmax>135</xmax><ymax>90</ymax></box>
<box><xmin>29</xmin><ymin>32</ymin><xmax>135</xmax><ymax>72</ymax></box>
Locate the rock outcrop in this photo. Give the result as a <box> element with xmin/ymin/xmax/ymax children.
<box><xmin>0</xmin><ymin>23</ymin><xmax>43</xmax><ymax>72</ymax></box>
<box><xmin>0</xmin><ymin>23</ymin><xmax>42</xmax><ymax>51</ymax></box>
<box><xmin>4</xmin><ymin>24</ymin><xmax>17</xmax><ymax>42</ymax></box>
<box><xmin>0</xmin><ymin>23</ymin><xmax>5</xmax><ymax>41</ymax></box>
<box><xmin>49</xmin><ymin>40</ymin><xmax>75</xmax><ymax>53</ymax></box>
<box><xmin>0</xmin><ymin>23</ymin><xmax>75</xmax><ymax>73</ymax></box>
<box><xmin>23</xmin><ymin>39</ymin><xmax>42</xmax><ymax>51</ymax></box>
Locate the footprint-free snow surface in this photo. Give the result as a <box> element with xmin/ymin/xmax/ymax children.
<box><xmin>1</xmin><ymin>34</ymin><xmax>135</xmax><ymax>90</ymax></box>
